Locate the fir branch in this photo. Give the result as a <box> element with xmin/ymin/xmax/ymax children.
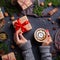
<box><xmin>0</xmin><ymin>43</ymin><xmax>9</xmax><ymax>54</ymax></box>
<box><xmin>0</xmin><ymin>0</ymin><xmax>20</xmax><ymax>16</ymax></box>
<box><xmin>33</xmin><ymin>0</ymin><xmax>60</xmax><ymax>16</ymax></box>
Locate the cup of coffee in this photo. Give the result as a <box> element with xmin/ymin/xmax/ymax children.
<box><xmin>34</xmin><ymin>28</ymin><xmax>47</xmax><ymax>42</ymax></box>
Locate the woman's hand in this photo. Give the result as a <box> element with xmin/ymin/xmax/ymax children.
<box><xmin>42</xmin><ymin>30</ymin><xmax>52</xmax><ymax>46</ymax></box>
<box><xmin>14</xmin><ymin>29</ymin><xmax>27</xmax><ymax>46</ymax></box>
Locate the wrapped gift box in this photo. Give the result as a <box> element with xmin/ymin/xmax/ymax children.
<box><xmin>0</xmin><ymin>8</ymin><xmax>4</xmax><ymax>19</ymax></box>
<box><xmin>17</xmin><ymin>0</ymin><xmax>32</xmax><ymax>10</ymax></box>
<box><xmin>2</xmin><ymin>52</ymin><xmax>16</xmax><ymax>60</ymax></box>
<box><xmin>13</xmin><ymin>16</ymin><xmax>32</xmax><ymax>33</ymax></box>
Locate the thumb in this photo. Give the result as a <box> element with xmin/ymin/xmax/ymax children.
<box><xmin>19</xmin><ymin>33</ymin><xmax>25</xmax><ymax>39</ymax></box>
<box><xmin>15</xmin><ymin>31</ymin><xmax>20</xmax><ymax>41</ymax></box>
<box><xmin>46</xmin><ymin>29</ymin><xmax>50</xmax><ymax>35</ymax></box>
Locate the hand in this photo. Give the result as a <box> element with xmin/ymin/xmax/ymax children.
<box><xmin>14</xmin><ymin>29</ymin><xmax>27</xmax><ymax>46</ymax></box>
<box><xmin>42</xmin><ymin>30</ymin><xmax>52</xmax><ymax>46</ymax></box>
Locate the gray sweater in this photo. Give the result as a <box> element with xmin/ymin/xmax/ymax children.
<box><xmin>20</xmin><ymin>40</ymin><xmax>52</xmax><ymax>60</ymax></box>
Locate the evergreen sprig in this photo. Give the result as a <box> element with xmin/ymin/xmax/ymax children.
<box><xmin>33</xmin><ymin>0</ymin><xmax>60</xmax><ymax>16</ymax></box>
<box><xmin>0</xmin><ymin>0</ymin><xmax>60</xmax><ymax>16</ymax></box>
<box><xmin>0</xmin><ymin>0</ymin><xmax>20</xmax><ymax>16</ymax></box>
<box><xmin>33</xmin><ymin>5</ymin><xmax>44</xmax><ymax>16</ymax></box>
<box><xmin>33</xmin><ymin>0</ymin><xmax>44</xmax><ymax>16</ymax></box>
<box><xmin>0</xmin><ymin>43</ymin><xmax>9</xmax><ymax>54</ymax></box>
<box><xmin>45</xmin><ymin>0</ymin><xmax>60</xmax><ymax>7</ymax></box>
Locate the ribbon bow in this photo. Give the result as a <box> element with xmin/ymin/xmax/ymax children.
<box><xmin>14</xmin><ymin>18</ymin><xmax>29</xmax><ymax>33</ymax></box>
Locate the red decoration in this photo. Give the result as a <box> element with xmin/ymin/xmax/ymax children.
<box><xmin>14</xmin><ymin>18</ymin><xmax>29</xmax><ymax>33</ymax></box>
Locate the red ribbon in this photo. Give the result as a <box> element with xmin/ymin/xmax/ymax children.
<box><xmin>18</xmin><ymin>0</ymin><xmax>30</xmax><ymax>8</ymax></box>
<box><xmin>14</xmin><ymin>18</ymin><xmax>29</xmax><ymax>33</ymax></box>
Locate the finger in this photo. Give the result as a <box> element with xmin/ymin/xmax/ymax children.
<box><xmin>45</xmin><ymin>29</ymin><xmax>49</xmax><ymax>32</ymax></box>
<box><xmin>19</xmin><ymin>33</ymin><xmax>25</xmax><ymax>39</ymax></box>
<box><xmin>44</xmin><ymin>40</ymin><xmax>50</xmax><ymax>45</ymax></box>
<box><xmin>16</xmin><ymin>29</ymin><xmax>20</xmax><ymax>34</ymax></box>
<box><xmin>49</xmin><ymin>37</ymin><xmax>52</xmax><ymax>42</ymax></box>
<box><xmin>46</xmin><ymin>30</ymin><xmax>50</xmax><ymax>35</ymax></box>
<box><xmin>45</xmin><ymin>30</ymin><xmax>51</xmax><ymax>39</ymax></box>
<box><xmin>15</xmin><ymin>31</ymin><xmax>20</xmax><ymax>40</ymax></box>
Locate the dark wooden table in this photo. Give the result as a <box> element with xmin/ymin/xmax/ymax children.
<box><xmin>0</xmin><ymin>2</ymin><xmax>60</xmax><ymax>60</ymax></box>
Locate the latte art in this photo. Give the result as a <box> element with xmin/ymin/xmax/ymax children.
<box><xmin>38</xmin><ymin>32</ymin><xmax>44</xmax><ymax>38</ymax></box>
<box><xmin>34</xmin><ymin>28</ymin><xmax>47</xmax><ymax>42</ymax></box>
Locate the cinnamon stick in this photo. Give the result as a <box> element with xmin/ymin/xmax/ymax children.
<box><xmin>48</xmin><ymin>8</ymin><xmax>58</xmax><ymax>16</ymax></box>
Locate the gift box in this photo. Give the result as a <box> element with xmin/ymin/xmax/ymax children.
<box><xmin>17</xmin><ymin>0</ymin><xmax>32</xmax><ymax>10</ymax></box>
<box><xmin>13</xmin><ymin>16</ymin><xmax>32</xmax><ymax>33</ymax></box>
<box><xmin>0</xmin><ymin>8</ymin><xmax>4</xmax><ymax>19</ymax></box>
<box><xmin>2</xmin><ymin>52</ymin><xmax>16</xmax><ymax>60</ymax></box>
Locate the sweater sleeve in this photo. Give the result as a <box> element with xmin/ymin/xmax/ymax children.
<box><xmin>19</xmin><ymin>40</ymin><xmax>35</xmax><ymax>60</ymax></box>
<box><xmin>39</xmin><ymin>46</ymin><xmax>52</xmax><ymax>60</ymax></box>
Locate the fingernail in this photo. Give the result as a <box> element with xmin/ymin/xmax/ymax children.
<box><xmin>48</xmin><ymin>35</ymin><xmax>50</xmax><ymax>37</ymax></box>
